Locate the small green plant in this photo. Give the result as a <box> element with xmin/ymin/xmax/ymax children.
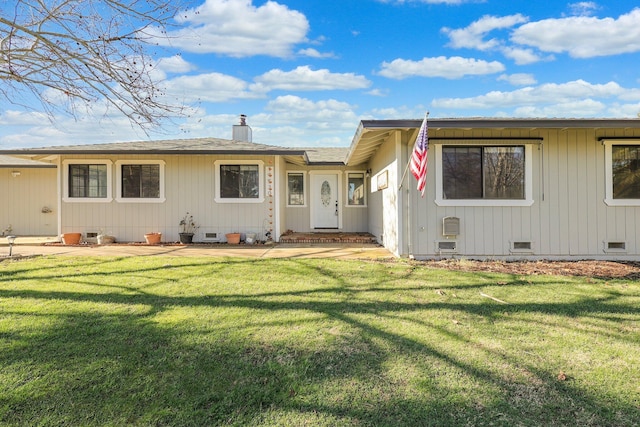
<box><xmin>179</xmin><ymin>212</ymin><xmax>198</xmax><ymax>234</ymax></box>
<box><xmin>2</xmin><ymin>224</ymin><xmax>12</xmax><ymax>236</ymax></box>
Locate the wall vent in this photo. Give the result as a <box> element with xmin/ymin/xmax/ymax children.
<box><xmin>510</xmin><ymin>241</ymin><xmax>533</xmax><ymax>252</ymax></box>
<box><xmin>86</xmin><ymin>232</ymin><xmax>98</xmax><ymax>238</ymax></box>
<box><xmin>202</xmin><ymin>232</ymin><xmax>220</xmax><ymax>242</ymax></box>
<box><xmin>442</xmin><ymin>217</ymin><xmax>460</xmax><ymax>236</ymax></box>
<box><xmin>605</xmin><ymin>241</ymin><xmax>626</xmax><ymax>252</ymax></box>
<box><xmin>436</xmin><ymin>240</ymin><xmax>457</xmax><ymax>253</ymax></box>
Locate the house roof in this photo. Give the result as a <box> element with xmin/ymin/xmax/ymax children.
<box><xmin>0</xmin><ymin>155</ymin><xmax>56</xmax><ymax>168</ymax></box>
<box><xmin>0</xmin><ymin>137</ymin><xmax>306</xmax><ymax>157</ymax></box>
<box><xmin>2</xmin><ymin>118</ymin><xmax>639</xmax><ymax>168</ymax></box>
<box><xmin>345</xmin><ymin>117</ymin><xmax>640</xmax><ymax>166</ymax></box>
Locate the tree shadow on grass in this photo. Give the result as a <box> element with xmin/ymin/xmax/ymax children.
<box><xmin>0</xmin><ymin>257</ymin><xmax>638</xmax><ymax>426</ymax></box>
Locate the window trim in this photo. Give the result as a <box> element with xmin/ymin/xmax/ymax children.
<box><xmin>603</xmin><ymin>140</ymin><xmax>640</xmax><ymax>206</ymax></box>
<box><xmin>434</xmin><ymin>143</ymin><xmax>534</xmax><ymax>207</ymax></box>
<box><xmin>62</xmin><ymin>159</ymin><xmax>113</xmax><ymax>203</ymax></box>
<box><xmin>115</xmin><ymin>160</ymin><xmax>166</xmax><ymax>203</ymax></box>
<box><xmin>214</xmin><ymin>160</ymin><xmax>264</xmax><ymax>203</ymax></box>
<box><xmin>286</xmin><ymin>171</ymin><xmax>306</xmax><ymax>207</ymax></box>
<box><xmin>345</xmin><ymin>171</ymin><xmax>367</xmax><ymax>207</ymax></box>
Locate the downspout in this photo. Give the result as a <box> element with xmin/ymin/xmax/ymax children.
<box><xmin>397</xmin><ymin>131</ymin><xmax>413</xmax><ymax>258</ymax></box>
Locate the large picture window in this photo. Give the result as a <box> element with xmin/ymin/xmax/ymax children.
<box><xmin>604</xmin><ymin>141</ymin><xmax>640</xmax><ymax>206</ymax></box>
<box><xmin>63</xmin><ymin>160</ymin><xmax>112</xmax><ymax>202</ymax></box>
<box><xmin>220</xmin><ymin>165</ymin><xmax>259</xmax><ymax>198</ymax></box>
<box><xmin>115</xmin><ymin>160</ymin><xmax>165</xmax><ymax>203</ymax></box>
<box><xmin>435</xmin><ymin>143</ymin><xmax>533</xmax><ymax>207</ymax></box>
<box><xmin>442</xmin><ymin>146</ymin><xmax>525</xmax><ymax>200</ymax></box>
<box><xmin>215</xmin><ymin>160</ymin><xmax>264</xmax><ymax>203</ymax></box>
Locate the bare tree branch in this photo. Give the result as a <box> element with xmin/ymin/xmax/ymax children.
<box><xmin>0</xmin><ymin>0</ymin><xmax>191</xmax><ymax>130</ymax></box>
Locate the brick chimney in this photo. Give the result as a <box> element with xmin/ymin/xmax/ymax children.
<box><xmin>232</xmin><ymin>114</ymin><xmax>252</xmax><ymax>142</ymax></box>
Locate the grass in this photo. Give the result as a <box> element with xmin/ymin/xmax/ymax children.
<box><xmin>0</xmin><ymin>255</ymin><xmax>638</xmax><ymax>426</ymax></box>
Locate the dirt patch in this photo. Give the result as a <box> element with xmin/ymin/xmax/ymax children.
<box><xmin>420</xmin><ymin>259</ymin><xmax>640</xmax><ymax>281</ymax></box>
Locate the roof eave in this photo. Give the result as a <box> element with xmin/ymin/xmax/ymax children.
<box><xmin>0</xmin><ymin>149</ymin><xmax>307</xmax><ymax>156</ymax></box>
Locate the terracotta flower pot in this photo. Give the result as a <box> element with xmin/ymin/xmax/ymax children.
<box><xmin>144</xmin><ymin>232</ymin><xmax>162</xmax><ymax>245</ymax></box>
<box><xmin>61</xmin><ymin>233</ymin><xmax>82</xmax><ymax>245</ymax></box>
<box><xmin>225</xmin><ymin>233</ymin><xmax>241</xmax><ymax>244</ymax></box>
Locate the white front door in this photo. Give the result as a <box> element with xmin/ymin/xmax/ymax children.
<box><xmin>311</xmin><ymin>173</ymin><xmax>340</xmax><ymax>229</ymax></box>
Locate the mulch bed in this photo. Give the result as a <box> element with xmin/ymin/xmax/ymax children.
<box><xmin>421</xmin><ymin>259</ymin><xmax>640</xmax><ymax>280</ymax></box>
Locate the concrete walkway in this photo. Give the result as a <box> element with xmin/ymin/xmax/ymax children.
<box><xmin>1</xmin><ymin>237</ymin><xmax>395</xmax><ymax>260</ymax></box>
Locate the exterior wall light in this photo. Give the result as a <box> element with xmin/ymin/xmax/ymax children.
<box><xmin>6</xmin><ymin>235</ymin><xmax>16</xmax><ymax>257</ymax></box>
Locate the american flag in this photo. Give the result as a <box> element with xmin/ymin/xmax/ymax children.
<box><xmin>410</xmin><ymin>114</ymin><xmax>429</xmax><ymax>197</ymax></box>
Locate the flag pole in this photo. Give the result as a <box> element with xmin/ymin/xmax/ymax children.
<box><xmin>398</xmin><ymin>111</ymin><xmax>429</xmax><ymax>191</ymax></box>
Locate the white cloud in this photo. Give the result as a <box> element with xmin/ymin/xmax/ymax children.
<box><xmin>297</xmin><ymin>48</ymin><xmax>336</xmax><ymax>58</ymax></box>
<box><xmin>369</xmin><ymin>105</ymin><xmax>429</xmax><ymax>119</ymax></box>
<box><xmin>366</xmin><ymin>88</ymin><xmax>388</xmax><ymax>97</ymax></box>
<box><xmin>264</xmin><ymin>95</ymin><xmax>357</xmax><ymax>125</ymax></box>
<box><xmin>513</xmin><ymin>99</ymin><xmax>606</xmax><ymax>117</ymax></box>
<box><xmin>607</xmin><ymin>103</ymin><xmax>640</xmax><ymax>117</ymax></box>
<box><xmin>497</xmin><ymin>73</ymin><xmax>537</xmax><ymax>86</ymax></box>
<box><xmin>443</xmin><ymin>14</ymin><xmax>529</xmax><ymax>50</ymax></box>
<box><xmin>377</xmin><ymin>0</ymin><xmax>476</xmax><ymax>4</ymax></box>
<box><xmin>512</xmin><ymin>8</ymin><xmax>640</xmax><ymax>58</ymax></box>
<box><xmin>155</xmin><ymin>55</ymin><xmax>196</xmax><ymax>74</ymax></box>
<box><xmin>252</xmin><ymin>66</ymin><xmax>370</xmax><ymax>91</ymax></box>
<box><xmin>378</xmin><ymin>56</ymin><xmax>505</xmax><ymax>79</ymax></box>
<box><xmin>567</xmin><ymin>2</ymin><xmax>599</xmax><ymax>17</ymax></box>
<box><xmin>432</xmin><ymin>79</ymin><xmax>627</xmax><ymax>110</ymax></box>
<box><xmin>151</xmin><ymin>0</ymin><xmax>309</xmax><ymax>58</ymax></box>
<box><xmin>500</xmin><ymin>46</ymin><xmax>548</xmax><ymax>65</ymax></box>
<box><xmin>164</xmin><ymin>72</ymin><xmax>259</xmax><ymax>102</ymax></box>
<box><xmin>0</xmin><ymin>110</ymin><xmax>49</xmax><ymax>126</ymax></box>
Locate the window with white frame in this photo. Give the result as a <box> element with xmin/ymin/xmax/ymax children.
<box><xmin>115</xmin><ymin>160</ymin><xmax>165</xmax><ymax>202</ymax></box>
<box><xmin>63</xmin><ymin>160</ymin><xmax>112</xmax><ymax>202</ymax></box>
<box><xmin>435</xmin><ymin>143</ymin><xmax>533</xmax><ymax>207</ymax></box>
<box><xmin>604</xmin><ymin>140</ymin><xmax>640</xmax><ymax>206</ymax></box>
<box><xmin>215</xmin><ymin>160</ymin><xmax>264</xmax><ymax>203</ymax></box>
<box><xmin>347</xmin><ymin>172</ymin><xmax>366</xmax><ymax>206</ymax></box>
<box><xmin>287</xmin><ymin>172</ymin><xmax>305</xmax><ymax>206</ymax></box>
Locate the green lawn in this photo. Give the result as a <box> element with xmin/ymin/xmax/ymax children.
<box><xmin>0</xmin><ymin>256</ymin><xmax>638</xmax><ymax>426</ymax></box>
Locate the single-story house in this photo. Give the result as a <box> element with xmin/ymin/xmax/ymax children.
<box><xmin>2</xmin><ymin>117</ymin><xmax>640</xmax><ymax>260</ymax></box>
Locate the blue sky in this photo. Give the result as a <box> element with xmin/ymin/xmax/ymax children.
<box><xmin>2</xmin><ymin>0</ymin><xmax>640</xmax><ymax>148</ymax></box>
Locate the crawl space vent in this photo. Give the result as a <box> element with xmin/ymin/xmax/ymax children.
<box><xmin>511</xmin><ymin>241</ymin><xmax>532</xmax><ymax>252</ymax></box>
<box><xmin>202</xmin><ymin>232</ymin><xmax>220</xmax><ymax>242</ymax></box>
<box><xmin>606</xmin><ymin>241</ymin><xmax>626</xmax><ymax>251</ymax></box>
<box><xmin>436</xmin><ymin>240</ymin><xmax>457</xmax><ymax>253</ymax></box>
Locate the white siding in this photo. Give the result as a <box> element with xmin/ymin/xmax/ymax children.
<box><xmin>0</xmin><ymin>168</ymin><xmax>57</xmax><ymax>236</ymax></box>
<box><xmin>368</xmin><ymin>131</ymin><xmax>402</xmax><ymax>254</ymax></box>
<box><xmin>59</xmin><ymin>154</ymin><xmax>277</xmax><ymax>242</ymax></box>
<box><xmin>402</xmin><ymin>127</ymin><xmax>640</xmax><ymax>259</ymax></box>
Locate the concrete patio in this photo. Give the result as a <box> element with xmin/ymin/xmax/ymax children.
<box><xmin>0</xmin><ymin>236</ymin><xmax>394</xmax><ymax>260</ymax></box>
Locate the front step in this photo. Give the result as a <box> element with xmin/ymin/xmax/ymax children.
<box><xmin>279</xmin><ymin>232</ymin><xmax>377</xmax><ymax>244</ymax></box>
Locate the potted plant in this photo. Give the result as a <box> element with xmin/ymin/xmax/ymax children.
<box><xmin>225</xmin><ymin>232</ymin><xmax>241</xmax><ymax>244</ymax></box>
<box><xmin>61</xmin><ymin>232</ymin><xmax>82</xmax><ymax>245</ymax></box>
<box><xmin>179</xmin><ymin>212</ymin><xmax>199</xmax><ymax>244</ymax></box>
<box><xmin>144</xmin><ymin>232</ymin><xmax>162</xmax><ymax>244</ymax></box>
